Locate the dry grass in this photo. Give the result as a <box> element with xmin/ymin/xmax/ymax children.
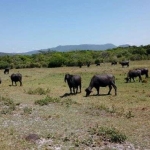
<box><xmin>0</xmin><ymin>60</ymin><xmax>150</xmax><ymax>149</ymax></box>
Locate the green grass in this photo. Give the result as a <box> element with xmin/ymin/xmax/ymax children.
<box><xmin>0</xmin><ymin>60</ymin><xmax>150</xmax><ymax>149</ymax></box>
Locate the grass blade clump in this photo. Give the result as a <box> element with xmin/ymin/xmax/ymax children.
<box><xmin>35</xmin><ymin>96</ymin><xmax>60</xmax><ymax>106</ymax></box>
<box><xmin>23</xmin><ymin>107</ymin><xmax>32</xmax><ymax>115</ymax></box>
<box><xmin>27</xmin><ymin>87</ymin><xmax>50</xmax><ymax>95</ymax></box>
<box><xmin>0</xmin><ymin>96</ymin><xmax>16</xmax><ymax>114</ymax></box>
<box><xmin>88</xmin><ymin>126</ymin><xmax>127</xmax><ymax>143</ymax></box>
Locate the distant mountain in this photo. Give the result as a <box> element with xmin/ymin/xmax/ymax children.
<box><xmin>0</xmin><ymin>43</ymin><xmax>130</xmax><ymax>56</ymax></box>
<box><xmin>50</xmin><ymin>43</ymin><xmax>117</xmax><ymax>52</ymax></box>
<box><xmin>118</xmin><ymin>44</ymin><xmax>130</xmax><ymax>48</ymax></box>
<box><xmin>23</xmin><ymin>43</ymin><xmax>117</xmax><ymax>55</ymax></box>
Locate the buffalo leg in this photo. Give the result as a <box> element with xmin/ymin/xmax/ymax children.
<box><xmin>73</xmin><ymin>87</ymin><xmax>76</xmax><ymax>94</ymax></box>
<box><xmin>112</xmin><ymin>83</ymin><xmax>117</xmax><ymax>95</ymax></box>
<box><xmin>108</xmin><ymin>85</ymin><xmax>112</xmax><ymax>95</ymax></box>
<box><xmin>96</xmin><ymin>87</ymin><xmax>100</xmax><ymax>95</ymax></box>
<box><xmin>79</xmin><ymin>84</ymin><xmax>81</xmax><ymax>93</ymax></box>
<box><xmin>69</xmin><ymin>87</ymin><xmax>72</xmax><ymax>94</ymax></box>
<box><xmin>76</xmin><ymin>86</ymin><xmax>78</xmax><ymax>94</ymax></box>
<box><xmin>139</xmin><ymin>76</ymin><xmax>142</xmax><ymax>82</ymax></box>
<box><xmin>20</xmin><ymin>81</ymin><xmax>22</xmax><ymax>86</ymax></box>
<box><xmin>132</xmin><ymin>77</ymin><xmax>135</xmax><ymax>82</ymax></box>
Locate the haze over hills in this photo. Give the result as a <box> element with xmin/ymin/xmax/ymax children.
<box><xmin>0</xmin><ymin>43</ymin><xmax>130</xmax><ymax>55</ymax></box>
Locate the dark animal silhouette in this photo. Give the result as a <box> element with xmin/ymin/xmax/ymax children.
<box><xmin>4</xmin><ymin>68</ymin><xmax>9</xmax><ymax>74</ymax></box>
<box><xmin>119</xmin><ymin>61</ymin><xmax>129</xmax><ymax>67</ymax></box>
<box><xmin>135</xmin><ymin>68</ymin><xmax>148</xmax><ymax>78</ymax></box>
<box><xmin>10</xmin><ymin>73</ymin><xmax>22</xmax><ymax>86</ymax></box>
<box><xmin>0</xmin><ymin>78</ymin><xmax>1</xmax><ymax>84</ymax></box>
<box><xmin>85</xmin><ymin>74</ymin><xmax>117</xmax><ymax>97</ymax></box>
<box><xmin>64</xmin><ymin>74</ymin><xmax>81</xmax><ymax>94</ymax></box>
<box><xmin>125</xmin><ymin>69</ymin><xmax>142</xmax><ymax>83</ymax></box>
<box><xmin>111</xmin><ymin>61</ymin><xmax>117</xmax><ymax>65</ymax></box>
<box><xmin>87</xmin><ymin>62</ymin><xmax>90</xmax><ymax>67</ymax></box>
<box><xmin>96</xmin><ymin>63</ymin><xmax>100</xmax><ymax>66</ymax></box>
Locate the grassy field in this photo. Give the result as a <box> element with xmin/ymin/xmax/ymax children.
<box><xmin>0</xmin><ymin>60</ymin><xmax>150</xmax><ymax>150</ymax></box>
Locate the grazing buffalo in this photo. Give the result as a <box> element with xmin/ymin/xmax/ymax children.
<box><xmin>111</xmin><ymin>61</ymin><xmax>117</xmax><ymax>65</ymax></box>
<box><xmin>119</xmin><ymin>61</ymin><xmax>129</xmax><ymax>67</ymax></box>
<box><xmin>10</xmin><ymin>73</ymin><xmax>22</xmax><ymax>86</ymax></box>
<box><xmin>4</xmin><ymin>68</ymin><xmax>9</xmax><ymax>74</ymax></box>
<box><xmin>64</xmin><ymin>74</ymin><xmax>81</xmax><ymax>94</ymax></box>
<box><xmin>96</xmin><ymin>63</ymin><xmax>100</xmax><ymax>66</ymax></box>
<box><xmin>135</xmin><ymin>68</ymin><xmax>148</xmax><ymax>78</ymax></box>
<box><xmin>125</xmin><ymin>69</ymin><xmax>142</xmax><ymax>83</ymax></box>
<box><xmin>85</xmin><ymin>74</ymin><xmax>117</xmax><ymax>97</ymax></box>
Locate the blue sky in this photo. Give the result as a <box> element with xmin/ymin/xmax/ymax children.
<box><xmin>0</xmin><ymin>0</ymin><xmax>150</xmax><ymax>53</ymax></box>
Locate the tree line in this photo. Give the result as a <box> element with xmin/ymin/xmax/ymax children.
<box><xmin>0</xmin><ymin>45</ymin><xmax>150</xmax><ymax>69</ymax></box>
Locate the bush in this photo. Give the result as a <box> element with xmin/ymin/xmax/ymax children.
<box><xmin>23</xmin><ymin>107</ymin><xmax>32</xmax><ymax>114</ymax></box>
<box><xmin>0</xmin><ymin>97</ymin><xmax>16</xmax><ymax>114</ymax></box>
<box><xmin>35</xmin><ymin>96</ymin><xmax>60</xmax><ymax>106</ymax></box>
<box><xmin>88</xmin><ymin>126</ymin><xmax>127</xmax><ymax>143</ymax></box>
<box><xmin>27</xmin><ymin>87</ymin><xmax>50</xmax><ymax>95</ymax></box>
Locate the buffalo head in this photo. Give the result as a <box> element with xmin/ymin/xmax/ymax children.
<box><xmin>64</xmin><ymin>74</ymin><xmax>70</xmax><ymax>82</ymax></box>
<box><xmin>85</xmin><ymin>88</ymin><xmax>92</xmax><ymax>97</ymax></box>
<box><xmin>125</xmin><ymin>77</ymin><xmax>129</xmax><ymax>83</ymax></box>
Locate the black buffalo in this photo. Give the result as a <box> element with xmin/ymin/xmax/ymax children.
<box><xmin>10</xmin><ymin>73</ymin><xmax>22</xmax><ymax>86</ymax></box>
<box><xmin>96</xmin><ymin>63</ymin><xmax>100</xmax><ymax>66</ymax></box>
<box><xmin>87</xmin><ymin>62</ymin><xmax>90</xmax><ymax>67</ymax></box>
<box><xmin>135</xmin><ymin>68</ymin><xmax>148</xmax><ymax>78</ymax></box>
<box><xmin>119</xmin><ymin>61</ymin><xmax>129</xmax><ymax>67</ymax></box>
<box><xmin>111</xmin><ymin>61</ymin><xmax>117</xmax><ymax>65</ymax></box>
<box><xmin>0</xmin><ymin>78</ymin><xmax>1</xmax><ymax>84</ymax></box>
<box><xmin>125</xmin><ymin>69</ymin><xmax>142</xmax><ymax>83</ymax></box>
<box><xmin>4</xmin><ymin>68</ymin><xmax>9</xmax><ymax>74</ymax></box>
<box><xmin>64</xmin><ymin>74</ymin><xmax>81</xmax><ymax>94</ymax></box>
<box><xmin>85</xmin><ymin>74</ymin><xmax>117</xmax><ymax>97</ymax></box>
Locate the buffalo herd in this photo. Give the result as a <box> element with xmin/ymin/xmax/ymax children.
<box><xmin>0</xmin><ymin>65</ymin><xmax>149</xmax><ymax>97</ymax></box>
<box><xmin>64</xmin><ymin>66</ymin><xmax>148</xmax><ymax>96</ymax></box>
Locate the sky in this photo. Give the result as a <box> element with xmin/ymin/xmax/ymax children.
<box><xmin>0</xmin><ymin>0</ymin><xmax>150</xmax><ymax>53</ymax></box>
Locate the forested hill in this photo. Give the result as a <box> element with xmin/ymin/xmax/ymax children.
<box><xmin>0</xmin><ymin>44</ymin><xmax>150</xmax><ymax>69</ymax></box>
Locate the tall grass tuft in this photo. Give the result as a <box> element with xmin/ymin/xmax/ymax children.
<box><xmin>88</xmin><ymin>126</ymin><xmax>127</xmax><ymax>143</ymax></box>
<box><xmin>34</xmin><ymin>96</ymin><xmax>60</xmax><ymax>106</ymax></box>
<box><xmin>0</xmin><ymin>96</ymin><xmax>16</xmax><ymax>114</ymax></box>
<box><xmin>27</xmin><ymin>87</ymin><xmax>50</xmax><ymax>95</ymax></box>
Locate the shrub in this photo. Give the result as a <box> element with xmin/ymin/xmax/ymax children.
<box><xmin>23</xmin><ymin>107</ymin><xmax>32</xmax><ymax>114</ymax></box>
<box><xmin>0</xmin><ymin>97</ymin><xmax>16</xmax><ymax>114</ymax></box>
<box><xmin>35</xmin><ymin>96</ymin><xmax>60</xmax><ymax>106</ymax></box>
<box><xmin>88</xmin><ymin>126</ymin><xmax>127</xmax><ymax>143</ymax></box>
<box><xmin>27</xmin><ymin>87</ymin><xmax>50</xmax><ymax>95</ymax></box>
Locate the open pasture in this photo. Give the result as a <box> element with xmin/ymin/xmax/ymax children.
<box><xmin>0</xmin><ymin>60</ymin><xmax>150</xmax><ymax>149</ymax></box>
